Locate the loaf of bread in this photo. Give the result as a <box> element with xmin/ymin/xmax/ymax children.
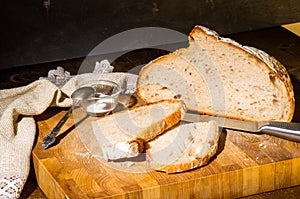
<box><xmin>146</xmin><ymin>121</ymin><xmax>220</xmax><ymax>173</ymax></box>
<box><xmin>92</xmin><ymin>99</ymin><xmax>185</xmax><ymax>160</ymax></box>
<box><xmin>137</xmin><ymin>25</ymin><xmax>295</xmax><ymax>122</ymax></box>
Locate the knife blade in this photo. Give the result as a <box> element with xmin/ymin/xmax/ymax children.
<box><xmin>183</xmin><ymin>112</ymin><xmax>300</xmax><ymax>142</ymax></box>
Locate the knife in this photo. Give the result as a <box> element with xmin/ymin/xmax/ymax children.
<box><xmin>183</xmin><ymin>112</ymin><xmax>300</xmax><ymax>142</ymax></box>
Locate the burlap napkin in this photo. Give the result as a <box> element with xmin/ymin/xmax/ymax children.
<box><xmin>0</xmin><ymin>72</ymin><xmax>126</xmax><ymax>199</ymax></box>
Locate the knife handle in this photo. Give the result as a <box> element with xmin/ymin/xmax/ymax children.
<box><xmin>258</xmin><ymin>121</ymin><xmax>300</xmax><ymax>142</ymax></box>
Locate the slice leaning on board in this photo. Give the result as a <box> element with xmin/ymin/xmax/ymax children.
<box><xmin>94</xmin><ymin>25</ymin><xmax>295</xmax><ymax>173</ymax></box>
<box><xmin>146</xmin><ymin>121</ymin><xmax>220</xmax><ymax>173</ymax></box>
<box><xmin>92</xmin><ymin>99</ymin><xmax>184</xmax><ymax>160</ymax></box>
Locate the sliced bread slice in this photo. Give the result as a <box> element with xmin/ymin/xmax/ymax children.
<box><xmin>137</xmin><ymin>25</ymin><xmax>295</xmax><ymax>122</ymax></box>
<box><xmin>146</xmin><ymin>121</ymin><xmax>220</xmax><ymax>173</ymax></box>
<box><xmin>91</xmin><ymin>99</ymin><xmax>185</xmax><ymax>160</ymax></box>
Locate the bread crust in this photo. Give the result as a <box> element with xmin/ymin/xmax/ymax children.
<box><xmin>137</xmin><ymin>99</ymin><xmax>184</xmax><ymax>141</ymax></box>
<box><xmin>95</xmin><ymin>99</ymin><xmax>185</xmax><ymax>160</ymax></box>
<box><xmin>104</xmin><ymin>100</ymin><xmax>184</xmax><ymax>138</ymax></box>
<box><xmin>137</xmin><ymin>25</ymin><xmax>295</xmax><ymax>122</ymax></box>
<box><xmin>146</xmin><ymin>121</ymin><xmax>220</xmax><ymax>173</ymax></box>
<box><xmin>147</xmin><ymin>142</ymin><xmax>218</xmax><ymax>174</ymax></box>
<box><xmin>189</xmin><ymin>25</ymin><xmax>295</xmax><ymax>121</ymax></box>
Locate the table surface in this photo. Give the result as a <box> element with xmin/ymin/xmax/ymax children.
<box><xmin>1</xmin><ymin>23</ymin><xmax>300</xmax><ymax>198</ymax></box>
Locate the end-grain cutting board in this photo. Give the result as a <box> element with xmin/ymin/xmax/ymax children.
<box><xmin>31</xmin><ymin>22</ymin><xmax>300</xmax><ymax>198</ymax></box>
<box><xmin>32</xmin><ymin>102</ymin><xmax>300</xmax><ymax>199</ymax></box>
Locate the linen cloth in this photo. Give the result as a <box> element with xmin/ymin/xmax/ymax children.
<box><xmin>0</xmin><ymin>73</ymin><xmax>126</xmax><ymax>198</ymax></box>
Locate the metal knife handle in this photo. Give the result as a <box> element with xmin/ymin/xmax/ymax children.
<box><xmin>258</xmin><ymin>121</ymin><xmax>300</xmax><ymax>142</ymax></box>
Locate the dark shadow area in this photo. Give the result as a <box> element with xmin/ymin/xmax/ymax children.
<box><xmin>2</xmin><ymin>0</ymin><xmax>300</xmax><ymax>69</ymax></box>
<box><xmin>47</xmin><ymin>114</ymin><xmax>89</xmax><ymax>149</ymax></box>
<box><xmin>110</xmin><ymin>153</ymin><xmax>146</xmax><ymax>163</ymax></box>
<box><xmin>34</xmin><ymin>107</ymin><xmax>70</xmax><ymax>122</ymax></box>
<box><xmin>111</xmin><ymin>48</ymin><xmax>170</xmax><ymax>74</ymax></box>
<box><xmin>290</xmin><ymin>74</ymin><xmax>300</xmax><ymax>122</ymax></box>
<box><xmin>19</xmin><ymin>162</ymin><xmax>46</xmax><ymax>198</ymax></box>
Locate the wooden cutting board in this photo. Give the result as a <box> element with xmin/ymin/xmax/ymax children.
<box><xmin>32</xmin><ymin>95</ymin><xmax>300</xmax><ymax>198</ymax></box>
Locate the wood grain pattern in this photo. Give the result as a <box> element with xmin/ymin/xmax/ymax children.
<box><xmin>32</xmin><ymin>104</ymin><xmax>300</xmax><ymax>198</ymax></box>
<box><xmin>31</xmin><ymin>23</ymin><xmax>300</xmax><ymax>199</ymax></box>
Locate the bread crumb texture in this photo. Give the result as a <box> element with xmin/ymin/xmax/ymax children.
<box><xmin>137</xmin><ymin>25</ymin><xmax>295</xmax><ymax>122</ymax></box>
<box><xmin>93</xmin><ymin>100</ymin><xmax>184</xmax><ymax>160</ymax></box>
<box><xmin>146</xmin><ymin>121</ymin><xmax>220</xmax><ymax>173</ymax></box>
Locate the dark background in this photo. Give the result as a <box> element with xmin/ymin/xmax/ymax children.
<box><xmin>1</xmin><ymin>1</ymin><xmax>300</xmax><ymax>197</ymax></box>
<box><xmin>1</xmin><ymin>0</ymin><xmax>300</xmax><ymax>70</ymax></box>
